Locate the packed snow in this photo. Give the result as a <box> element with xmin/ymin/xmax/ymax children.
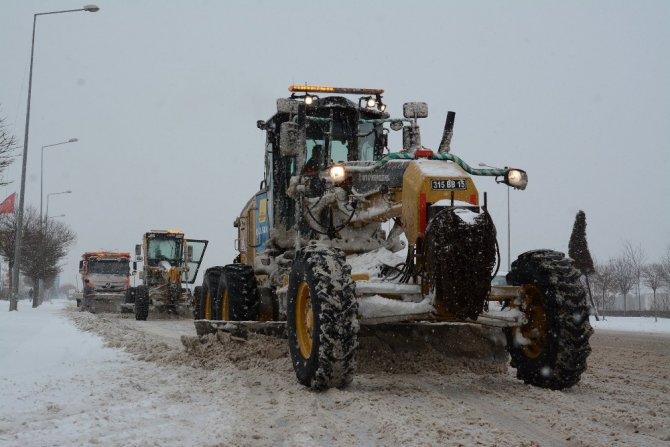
<box><xmin>1</xmin><ymin>299</ymin><xmax>669</xmax><ymax>446</ymax></box>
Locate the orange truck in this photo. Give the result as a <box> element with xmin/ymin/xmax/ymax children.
<box><xmin>74</xmin><ymin>251</ymin><xmax>136</xmax><ymax>312</ymax></box>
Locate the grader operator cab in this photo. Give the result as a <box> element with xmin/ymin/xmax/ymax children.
<box><xmin>197</xmin><ymin>85</ymin><xmax>593</xmax><ymax>391</ymax></box>
<box><xmin>129</xmin><ymin>230</ymin><xmax>208</xmax><ymax>320</ymax></box>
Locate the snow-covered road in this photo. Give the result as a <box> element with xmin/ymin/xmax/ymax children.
<box><xmin>1</xmin><ymin>300</ymin><xmax>669</xmax><ymax>446</ymax></box>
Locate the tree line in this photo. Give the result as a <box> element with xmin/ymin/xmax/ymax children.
<box><xmin>569</xmin><ymin>210</ymin><xmax>670</xmax><ymax>320</ymax></box>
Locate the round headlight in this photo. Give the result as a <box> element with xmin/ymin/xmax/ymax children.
<box><xmin>505</xmin><ymin>169</ymin><xmax>528</xmax><ymax>190</ymax></box>
<box><xmin>329</xmin><ymin>165</ymin><xmax>346</xmax><ymax>183</ymax></box>
<box><xmin>366</xmin><ymin>97</ymin><xmax>377</xmax><ymax>108</ymax></box>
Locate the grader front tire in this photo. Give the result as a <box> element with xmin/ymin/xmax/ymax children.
<box><xmin>287</xmin><ymin>246</ymin><xmax>358</xmax><ymax>390</ymax></box>
<box><xmin>134</xmin><ymin>285</ymin><xmax>150</xmax><ymax>321</ymax></box>
<box><xmin>505</xmin><ymin>250</ymin><xmax>593</xmax><ymax>390</ymax></box>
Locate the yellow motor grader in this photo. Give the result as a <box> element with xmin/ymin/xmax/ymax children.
<box><xmin>127</xmin><ymin>230</ymin><xmax>208</xmax><ymax>320</ymax></box>
<box><xmin>196</xmin><ymin>85</ymin><xmax>593</xmax><ymax>391</ymax></box>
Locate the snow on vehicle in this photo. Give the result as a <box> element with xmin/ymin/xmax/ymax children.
<box><xmin>126</xmin><ymin>230</ymin><xmax>208</xmax><ymax>320</ymax></box>
<box><xmin>196</xmin><ymin>85</ymin><xmax>593</xmax><ymax>390</ymax></box>
<box><xmin>73</xmin><ymin>251</ymin><xmax>135</xmax><ymax>312</ymax></box>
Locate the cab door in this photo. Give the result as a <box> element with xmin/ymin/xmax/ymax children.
<box><xmin>183</xmin><ymin>239</ymin><xmax>208</xmax><ymax>283</ymax></box>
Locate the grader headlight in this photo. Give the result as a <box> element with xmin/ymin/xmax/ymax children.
<box><xmin>329</xmin><ymin>165</ymin><xmax>346</xmax><ymax>183</ymax></box>
<box><xmin>504</xmin><ymin>168</ymin><xmax>528</xmax><ymax>190</ymax></box>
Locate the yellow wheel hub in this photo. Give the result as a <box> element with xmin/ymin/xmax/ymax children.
<box><xmin>515</xmin><ymin>284</ymin><xmax>547</xmax><ymax>359</ymax></box>
<box><xmin>295</xmin><ymin>281</ymin><xmax>314</xmax><ymax>359</ymax></box>
<box><xmin>204</xmin><ymin>290</ymin><xmax>212</xmax><ymax>320</ymax></box>
<box><xmin>222</xmin><ymin>289</ymin><xmax>229</xmax><ymax>320</ymax></box>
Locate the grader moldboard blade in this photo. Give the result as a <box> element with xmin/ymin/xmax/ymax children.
<box><xmin>194</xmin><ymin>318</ymin><xmax>509</xmax><ymax>362</ymax></box>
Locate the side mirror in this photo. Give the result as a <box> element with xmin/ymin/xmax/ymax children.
<box><xmin>186</xmin><ymin>246</ymin><xmax>193</xmax><ymax>262</ymax></box>
<box><xmin>403</xmin><ymin>102</ymin><xmax>428</xmax><ymax>119</ymax></box>
<box><xmin>79</xmin><ymin>260</ymin><xmax>84</xmax><ymax>270</ymax></box>
<box><xmin>279</xmin><ymin>121</ymin><xmax>300</xmax><ymax>157</ymax></box>
<box><xmin>135</xmin><ymin>244</ymin><xmax>142</xmax><ymax>256</ymax></box>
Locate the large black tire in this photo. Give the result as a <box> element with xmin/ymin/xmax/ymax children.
<box><xmin>425</xmin><ymin>208</ymin><xmax>497</xmax><ymax>320</ymax></box>
<box><xmin>505</xmin><ymin>250</ymin><xmax>593</xmax><ymax>390</ymax></box>
<box><xmin>198</xmin><ymin>267</ymin><xmax>223</xmax><ymax>320</ymax></box>
<box><xmin>287</xmin><ymin>246</ymin><xmax>358</xmax><ymax>390</ymax></box>
<box><xmin>192</xmin><ymin>286</ymin><xmax>203</xmax><ymax>319</ymax></box>
<box><xmin>217</xmin><ymin>264</ymin><xmax>259</xmax><ymax>321</ymax></box>
<box><xmin>134</xmin><ymin>285</ymin><xmax>150</xmax><ymax>321</ymax></box>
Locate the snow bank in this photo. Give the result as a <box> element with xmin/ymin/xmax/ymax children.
<box><xmin>590</xmin><ymin>315</ymin><xmax>670</xmax><ymax>334</ymax></box>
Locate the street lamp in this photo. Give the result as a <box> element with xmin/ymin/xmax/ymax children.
<box><xmin>479</xmin><ymin>162</ymin><xmax>512</xmax><ymax>271</ymax></box>
<box><xmin>41</xmin><ymin>138</ymin><xmax>78</xmax><ymax>223</ymax></box>
<box><xmin>11</xmin><ymin>5</ymin><xmax>99</xmax><ymax>311</ymax></box>
<box><xmin>46</xmin><ymin>190</ymin><xmax>72</xmax><ymax>220</ymax></box>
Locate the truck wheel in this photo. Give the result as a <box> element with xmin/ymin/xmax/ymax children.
<box><xmin>199</xmin><ymin>268</ymin><xmax>222</xmax><ymax>320</ymax></box>
<box><xmin>217</xmin><ymin>264</ymin><xmax>259</xmax><ymax>321</ymax></box>
<box><xmin>134</xmin><ymin>285</ymin><xmax>150</xmax><ymax>321</ymax></box>
<box><xmin>287</xmin><ymin>246</ymin><xmax>358</xmax><ymax>390</ymax></box>
<box><xmin>505</xmin><ymin>250</ymin><xmax>593</xmax><ymax>390</ymax></box>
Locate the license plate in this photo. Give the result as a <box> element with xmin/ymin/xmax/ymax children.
<box><xmin>431</xmin><ymin>179</ymin><xmax>466</xmax><ymax>190</ymax></box>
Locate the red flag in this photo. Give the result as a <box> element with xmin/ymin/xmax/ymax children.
<box><xmin>0</xmin><ymin>193</ymin><xmax>16</xmax><ymax>214</ymax></box>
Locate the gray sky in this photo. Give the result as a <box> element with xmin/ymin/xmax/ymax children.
<box><xmin>1</xmin><ymin>0</ymin><xmax>669</xmax><ymax>286</ymax></box>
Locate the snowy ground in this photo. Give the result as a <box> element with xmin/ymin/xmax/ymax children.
<box><xmin>1</xmin><ymin>299</ymin><xmax>669</xmax><ymax>447</ymax></box>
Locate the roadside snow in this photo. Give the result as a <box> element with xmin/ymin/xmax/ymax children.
<box><xmin>0</xmin><ymin>300</ymin><xmax>237</xmax><ymax>446</ymax></box>
<box><xmin>590</xmin><ymin>315</ymin><xmax>670</xmax><ymax>334</ymax></box>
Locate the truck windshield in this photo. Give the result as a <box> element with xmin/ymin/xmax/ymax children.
<box><xmin>147</xmin><ymin>237</ymin><xmax>182</xmax><ymax>264</ymax></box>
<box><xmin>88</xmin><ymin>260</ymin><xmax>129</xmax><ymax>275</ymax></box>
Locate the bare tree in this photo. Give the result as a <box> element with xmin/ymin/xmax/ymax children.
<box><xmin>0</xmin><ymin>206</ymin><xmax>76</xmax><ymax>309</ymax></box>
<box><xmin>612</xmin><ymin>256</ymin><xmax>635</xmax><ymax>315</ymax></box>
<box><xmin>0</xmin><ymin>113</ymin><xmax>17</xmax><ymax>186</ymax></box>
<box><xmin>592</xmin><ymin>260</ymin><xmax>616</xmax><ymax>318</ymax></box>
<box><xmin>623</xmin><ymin>241</ymin><xmax>646</xmax><ymax>312</ymax></box>
<box><xmin>641</xmin><ymin>264</ymin><xmax>664</xmax><ymax>321</ymax></box>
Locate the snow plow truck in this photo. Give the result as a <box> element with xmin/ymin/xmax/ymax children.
<box><xmin>74</xmin><ymin>251</ymin><xmax>134</xmax><ymax>312</ymax></box>
<box><xmin>195</xmin><ymin>85</ymin><xmax>593</xmax><ymax>391</ymax></box>
<box><xmin>126</xmin><ymin>230</ymin><xmax>208</xmax><ymax>320</ymax></box>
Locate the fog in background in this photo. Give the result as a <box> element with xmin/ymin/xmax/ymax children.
<box><xmin>1</xmin><ymin>0</ymin><xmax>668</xmax><ymax>286</ymax></box>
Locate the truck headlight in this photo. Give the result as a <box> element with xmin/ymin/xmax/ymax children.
<box><xmin>329</xmin><ymin>165</ymin><xmax>346</xmax><ymax>183</ymax></box>
<box><xmin>504</xmin><ymin>169</ymin><xmax>528</xmax><ymax>190</ymax></box>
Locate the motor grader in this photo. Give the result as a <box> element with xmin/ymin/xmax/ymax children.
<box><xmin>127</xmin><ymin>230</ymin><xmax>208</xmax><ymax>320</ymax></box>
<box><xmin>197</xmin><ymin>85</ymin><xmax>593</xmax><ymax>391</ymax></box>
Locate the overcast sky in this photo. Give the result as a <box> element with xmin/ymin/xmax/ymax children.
<box><xmin>1</xmin><ymin>0</ymin><xmax>668</xmax><ymax>287</ymax></box>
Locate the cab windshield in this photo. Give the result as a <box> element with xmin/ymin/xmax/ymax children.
<box><xmin>304</xmin><ymin>113</ymin><xmax>377</xmax><ymax>167</ymax></box>
<box><xmin>147</xmin><ymin>236</ymin><xmax>183</xmax><ymax>265</ymax></box>
<box><xmin>88</xmin><ymin>260</ymin><xmax>129</xmax><ymax>275</ymax></box>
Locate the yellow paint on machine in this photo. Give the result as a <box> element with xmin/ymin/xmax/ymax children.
<box><xmin>401</xmin><ymin>160</ymin><xmax>480</xmax><ymax>245</ymax></box>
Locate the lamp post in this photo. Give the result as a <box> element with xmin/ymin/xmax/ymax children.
<box><xmin>479</xmin><ymin>162</ymin><xmax>512</xmax><ymax>271</ymax></box>
<box><xmin>41</xmin><ymin>138</ymin><xmax>78</xmax><ymax>223</ymax></box>
<box><xmin>40</xmin><ymin>190</ymin><xmax>71</xmax><ymax>305</ymax></box>
<box><xmin>45</xmin><ymin>190</ymin><xmax>72</xmax><ymax>221</ymax></box>
<box><xmin>10</xmin><ymin>5</ymin><xmax>99</xmax><ymax>311</ymax></box>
